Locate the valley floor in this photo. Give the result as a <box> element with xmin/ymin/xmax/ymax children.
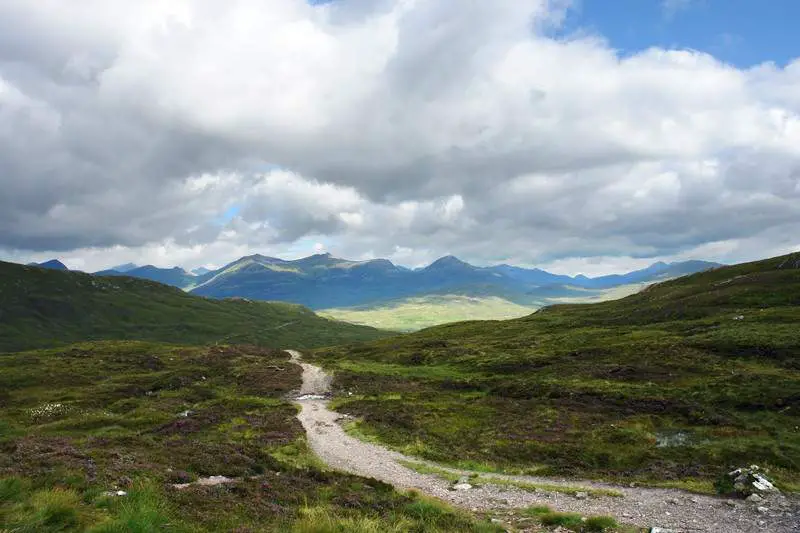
<box><xmin>289</xmin><ymin>351</ymin><xmax>800</xmax><ymax>532</ymax></box>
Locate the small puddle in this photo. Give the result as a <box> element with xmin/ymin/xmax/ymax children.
<box><xmin>293</xmin><ymin>393</ymin><xmax>329</xmax><ymax>401</ymax></box>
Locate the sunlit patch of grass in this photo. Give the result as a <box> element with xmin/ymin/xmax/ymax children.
<box><xmin>321</xmin><ymin>295</ymin><xmax>537</xmax><ymax>332</ymax></box>
<box><xmin>640</xmin><ymin>478</ymin><xmax>717</xmax><ymax>495</ymax></box>
<box><xmin>271</xmin><ymin>437</ymin><xmax>329</xmax><ymax>470</ymax></box>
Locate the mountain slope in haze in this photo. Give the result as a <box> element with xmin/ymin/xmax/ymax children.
<box><xmin>187</xmin><ymin>253</ymin><xmax>719</xmax><ymax>309</ymax></box>
<box><xmin>0</xmin><ymin>260</ymin><xmax>391</xmax><ymax>353</ymax></box>
<box><xmin>110</xmin><ymin>262</ymin><xmax>139</xmax><ymax>272</ymax></box>
<box><xmin>314</xmin><ymin>251</ymin><xmax>800</xmax><ymax>488</ymax></box>
<box><xmin>94</xmin><ymin>264</ymin><xmax>198</xmax><ymax>288</ymax></box>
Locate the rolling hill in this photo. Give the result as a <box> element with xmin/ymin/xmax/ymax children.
<box><xmin>313</xmin><ymin>251</ymin><xmax>800</xmax><ymax>489</ymax></box>
<box><xmin>0</xmin><ymin>260</ymin><xmax>391</xmax><ymax>353</ymax></box>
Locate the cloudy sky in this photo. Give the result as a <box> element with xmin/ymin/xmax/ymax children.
<box><xmin>1</xmin><ymin>0</ymin><xmax>799</xmax><ymax>276</ymax></box>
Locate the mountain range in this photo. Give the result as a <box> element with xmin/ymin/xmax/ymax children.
<box><xmin>81</xmin><ymin>253</ymin><xmax>721</xmax><ymax>310</ymax></box>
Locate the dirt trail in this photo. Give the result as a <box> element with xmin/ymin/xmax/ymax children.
<box><xmin>286</xmin><ymin>350</ymin><xmax>799</xmax><ymax>532</ymax></box>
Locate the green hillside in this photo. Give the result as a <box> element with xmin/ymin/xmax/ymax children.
<box><xmin>0</xmin><ymin>261</ymin><xmax>391</xmax><ymax>353</ymax></box>
<box><xmin>0</xmin><ymin>341</ymin><xmax>498</xmax><ymax>532</ymax></box>
<box><xmin>314</xmin><ymin>252</ymin><xmax>800</xmax><ymax>490</ymax></box>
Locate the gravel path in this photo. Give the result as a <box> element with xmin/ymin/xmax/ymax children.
<box><xmin>286</xmin><ymin>350</ymin><xmax>799</xmax><ymax>532</ymax></box>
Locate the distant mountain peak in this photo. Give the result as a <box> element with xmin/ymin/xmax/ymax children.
<box><xmin>426</xmin><ymin>255</ymin><xmax>473</xmax><ymax>270</ymax></box>
<box><xmin>110</xmin><ymin>262</ymin><xmax>138</xmax><ymax>273</ymax></box>
<box><xmin>37</xmin><ymin>259</ymin><xmax>68</xmax><ymax>271</ymax></box>
<box><xmin>294</xmin><ymin>252</ymin><xmax>339</xmax><ymax>266</ymax></box>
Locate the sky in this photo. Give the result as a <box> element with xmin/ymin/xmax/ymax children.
<box><xmin>0</xmin><ymin>0</ymin><xmax>799</xmax><ymax>277</ymax></box>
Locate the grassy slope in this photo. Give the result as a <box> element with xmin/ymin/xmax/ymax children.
<box><xmin>321</xmin><ymin>295</ymin><xmax>538</xmax><ymax>331</ymax></box>
<box><xmin>0</xmin><ymin>341</ymin><xmax>500</xmax><ymax>532</ymax></box>
<box><xmin>0</xmin><ymin>260</ymin><xmax>391</xmax><ymax>353</ymax></box>
<box><xmin>314</xmin><ymin>252</ymin><xmax>800</xmax><ymax>489</ymax></box>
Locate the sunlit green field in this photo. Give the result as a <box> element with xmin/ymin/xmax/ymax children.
<box><xmin>322</xmin><ymin>295</ymin><xmax>538</xmax><ymax>331</ymax></box>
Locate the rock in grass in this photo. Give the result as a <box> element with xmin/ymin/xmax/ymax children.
<box><xmin>574</xmin><ymin>491</ymin><xmax>589</xmax><ymax>500</ymax></box>
<box><xmin>726</xmin><ymin>465</ymin><xmax>779</xmax><ymax>496</ymax></box>
<box><xmin>746</xmin><ymin>494</ymin><xmax>764</xmax><ymax>503</ymax></box>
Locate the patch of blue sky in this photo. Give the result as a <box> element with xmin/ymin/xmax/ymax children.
<box><xmin>557</xmin><ymin>0</ymin><xmax>799</xmax><ymax>67</ymax></box>
<box><xmin>216</xmin><ymin>204</ymin><xmax>241</xmax><ymax>226</ymax></box>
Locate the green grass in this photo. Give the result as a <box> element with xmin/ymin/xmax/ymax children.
<box><xmin>321</xmin><ymin>295</ymin><xmax>538</xmax><ymax>331</ymax></box>
<box><xmin>0</xmin><ymin>260</ymin><xmax>392</xmax><ymax>353</ymax></box>
<box><xmin>397</xmin><ymin>460</ymin><xmax>622</xmax><ymax>497</ymax></box>
<box><xmin>289</xmin><ymin>495</ymin><xmax>503</xmax><ymax>533</ymax></box>
<box><xmin>313</xmin><ymin>252</ymin><xmax>800</xmax><ymax>490</ymax></box>
<box><xmin>523</xmin><ymin>506</ymin><xmax>621</xmax><ymax>532</ymax></box>
<box><xmin>0</xmin><ymin>341</ymin><xmax>498</xmax><ymax>532</ymax></box>
<box><xmin>475</xmin><ymin>477</ymin><xmax>622</xmax><ymax>498</ymax></box>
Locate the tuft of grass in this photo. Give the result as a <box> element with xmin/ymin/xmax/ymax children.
<box><xmin>523</xmin><ymin>505</ymin><xmax>552</xmax><ymax>516</ymax></box>
<box><xmin>522</xmin><ymin>506</ymin><xmax>621</xmax><ymax>532</ymax></box>
<box><xmin>0</xmin><ymin>477</ymin><xmax>28</xmax><ymax>504</ymax></box>
<box><xmin>289</xmin><ymin>498</ymin><xmax>503</xmax><ymax>533</ymax></box>
<box><xmin>89</xmin><ymin>483</ymin><xmax>182</xmax><ymax>533</ymax></box>
<box><xmin>291</xmin><ymin>505</ymin><xmax>409</xmax><ymax>533</ymax></box>
<box><xmin>539</xmin><ymin>511</ymin><xmax>585</xmax><ymax>528</ymax></box>
<box><xmin>2</xmin><ymin>487</ymin><xmax>90</xmax><ymax>532</ymax></box>
<box><xmin>584</xmin><ymin>515</ymin><xmax>620</xmax><ymax>532</ymax></box>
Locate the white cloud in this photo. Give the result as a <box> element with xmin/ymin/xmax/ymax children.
<box><xmin>0</xmin><ymin>0</ymin><xmax>799</xmax><ymax>274</ymax></box>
